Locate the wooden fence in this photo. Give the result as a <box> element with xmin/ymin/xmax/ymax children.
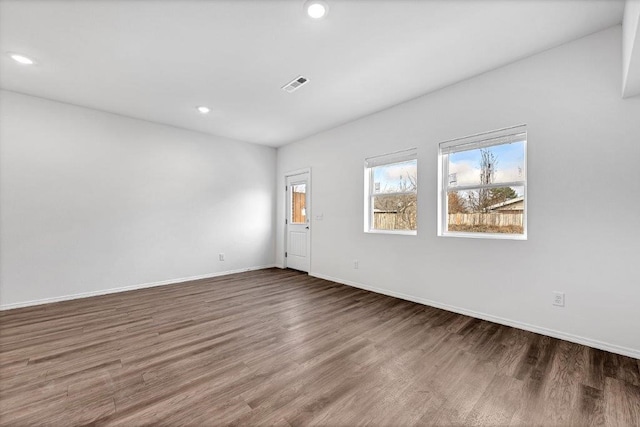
<box><xmin>447</xmin><ymin>212</ymin><xmax>523</xmax><ymax>227</ymax></box>
<box><xmin>373</xmin><ymin>212</ymin><xmax>417</xmax><ymax>230</ymax></box>
<box><xmin>373</xmin><ymin>211</ymin><xmax>522</xmax><ymax>230</ymax></box>
<box><xmin>374</xmin><ymin>212</ymin><xmax>398</xmax><ymax>230</ymax></box>
<box><xmin>292</xmin><ymin>191</ymin><xmax>306</xmax><ymax>223</ymax></box>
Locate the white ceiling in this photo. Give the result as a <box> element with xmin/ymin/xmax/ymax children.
<box><xmin>0</xmin><ymin>0</ymin><xmax>625</xmax><ymax>147</ymax></box>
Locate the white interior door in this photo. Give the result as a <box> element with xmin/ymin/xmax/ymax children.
<box><xmin>286</xmin><ymin>172</ymin><xmax>310</xmax><ymax>272</ymax></box>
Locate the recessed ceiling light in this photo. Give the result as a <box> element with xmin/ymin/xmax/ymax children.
<box><xmin>196</xmin><ymin>106</ymin><xmax>210</xmax><ymax>114</ymax></box>
<box><xmin>305</xmin><ymin>1</ymin><xmax>328</xmax><ymax>19</ymax></box>
<box><xmin>8</xmin><ymin>53</ymin><xmax>35</xmax><ymax>65</ymax></box>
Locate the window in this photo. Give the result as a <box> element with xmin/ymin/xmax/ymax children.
<box><xmin>365</xmin><ymin>149</ymin><xmax>417</xmax><ymax>234</ymax></box>
<box><xmin>438</xmin><ymin>125</ymin><xmax>527</xmax><ymax>239</ymax></box>
<box><xmin>290</xmin><ymin>183</ymin><xmax>307</xmax><ymax>224</ymax></box>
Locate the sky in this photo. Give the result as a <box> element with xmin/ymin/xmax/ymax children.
<box><xmin>371</xmin><ymin>141</ymin><xmax>524</xmax><ymax>194</ymax></box>
<box><xmin>449</xmin><ymin>141</ymin><xmax>525</xmax><ymax>188</ymax></box>
<box><xmin>373</xmin><ymin>160</ymin><xmax>417</xmax><ymax>193</ymax></box>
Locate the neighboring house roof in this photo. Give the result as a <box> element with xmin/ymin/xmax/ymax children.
<box><xmin>487</xmin><ymin>196</ymin><xmax>524</xmax><ymax>211</ymax></box>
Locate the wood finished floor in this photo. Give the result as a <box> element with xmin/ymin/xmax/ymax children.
<box><xmin>1</xmin><ymin>268</ymin><xmax>639</xmax><ymax>426</ymax></box>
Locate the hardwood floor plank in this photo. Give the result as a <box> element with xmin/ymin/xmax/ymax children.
<box><xmin>424</xmin><ymin>356</ymin><xmax>498</xmax><ymax>425</ymax></box>
<box><xmin>536</xmin><ymin>341</ymin><xmax>583</xmax><ymax>425</ymax></box>
<box><xmin>603</xmin><ymin>377</ymin><xmax>640</xmax><ymax>426</ymax></box>
<box><xmin>1</xmin><ymin>268</ymin><xmax>638</xmax><ymax>426</ymax></box>
<box><xmin>465</xmin><ymin>374</ymin><xmax>524</xmax><ymax>426</ymax></box>
<box><xmin>578</xmin><ymin>384</ymin><xmax>606</xmax><ymax>426</ymax></box>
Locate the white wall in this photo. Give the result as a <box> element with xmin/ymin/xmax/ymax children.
<box><xmin>277</xmin><ymin>26</ymin><xmax>640</xmax><ymax>357</ymax></box>
<box><xmin>623</xmin><ymin>0</ymin><xmax>640</xmax><ymax>97</ymax></box>
<box><xmin>0</xmin><ymin>91</ymin><xmax>276</xmax><ymax>308</ymax></box>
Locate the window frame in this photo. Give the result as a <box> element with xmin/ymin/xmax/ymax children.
<box><xmin>437</xmin><ymin>125</ymin><xmax>527</xmax><ymax>240</ymax></box>
<box><xmin>364</xmin><ymin>148</ymin><xmax>418</xmax><ymax>235</ymax></box>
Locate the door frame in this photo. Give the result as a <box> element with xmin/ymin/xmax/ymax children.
<box><xmin>284</xmin><ymin>168</ymin><xmax>311</xmax><ymax>272</ymax></box>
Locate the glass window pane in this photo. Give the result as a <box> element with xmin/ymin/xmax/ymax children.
<box><xmin>291</xmin><ymin>184</ymin><xmax>306</xmax><ymax>224</ymax></box>
<box><xmin>372</xmin><ymin>193</ymin><xmax>417</xmax><ymax>231</ymax></box>
<box><xmin>447</xmin><ymin>186</ymin><xmax>524</xmax><ymax>234</ymax></box>
<box><xmin>448</xmin><ymin>141</ymin><xmax>525</xmax><ymax>187</ymax></box>
<box><xmin>372</xmin><ymin>160</ymin><xmax>417</xmax><ymax>194</ymax></box>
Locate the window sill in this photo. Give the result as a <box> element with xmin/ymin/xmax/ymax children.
<box><xmin>365</xmin><ymin>229</ymin><xmax>417</xmax><ymax>236</ymax></box>
<box><xmin>439</xmin><ymin>231</ymin><xmax>527</xmax><ymax>240</ymax></box>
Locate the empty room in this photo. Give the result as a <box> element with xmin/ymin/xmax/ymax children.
<box><xmin>1</xmin><ymin>0</ymin><xmax>639</xmax><ymax>425</ymax></box>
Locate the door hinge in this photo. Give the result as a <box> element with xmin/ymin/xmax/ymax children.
<box><xmin>285</xmin><ymin>185</ymin><xmax>288</xmax><ymax>191</ymax></box>
<box><xmin>285</xmin><ymin>252</ymin><xmax>288</xmax><ymax>258</ymax></box>
<box><xmin>285</xmin><ymin>219</ymin><xmax>288</xmax><ymax>224</ymax></box>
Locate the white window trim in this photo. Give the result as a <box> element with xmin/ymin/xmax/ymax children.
<box><xmin>365</xmin><ymin>229</ymin><xmax>418</xmax><ymax>236</ymax></box>
<box><xmin>364</xmin><ymin>148</ymin><xmax>418</xmax><ymax>235</ymax></box>
<box><xmin>437</xmin><ymin>125</ymin><xmax>527</xmax><ymax>240</ymax></box>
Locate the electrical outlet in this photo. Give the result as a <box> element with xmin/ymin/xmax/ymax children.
<box><xmin>219</xmin><ymin>253</ymin><xmax>225</xmax><ymax>261</ymax></box>
<box><xmin>552</xmin><ymin>291</ymin><xmax>565</xmax><ymax>307</ymax></box>
<box><xmin>353</xmin><ymin>260</ymin><xmax>359</xmax><ymax>269</ymax></box>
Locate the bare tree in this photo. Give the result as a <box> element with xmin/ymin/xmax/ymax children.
<box><xmin>467</xmin><ymin>149</ymin><xmax>498</xmax><ymax>212</ymax></box>
<box><xmin>374</xmin><ymin>171</ymin><xmax>417</xmax><ymax>230</ymax></box>
<box><xmin>447</xmin><ymin>192</ymin><xmax>467</xmax><ymax>214</ymax></box>
<box><xmin>479</xmin><ymin>149</ymin><xmax>497</xmax><ymax>185</ymax></box>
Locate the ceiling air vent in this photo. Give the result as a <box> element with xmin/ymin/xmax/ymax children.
<box><xmin>282</xmin><ymin>76</ymin><xmax>309</xmax><ymax>93</ymax></box>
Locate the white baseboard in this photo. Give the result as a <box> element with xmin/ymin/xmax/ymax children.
<box><xmin>0</xmin><ymin>264</ymin><xmax>276</xmax><ymax>311</ymax></box>
<box><xmin>310</xmin><ymin>272</ymin><xmax>640</xmax><ymax>360</ymax></box>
